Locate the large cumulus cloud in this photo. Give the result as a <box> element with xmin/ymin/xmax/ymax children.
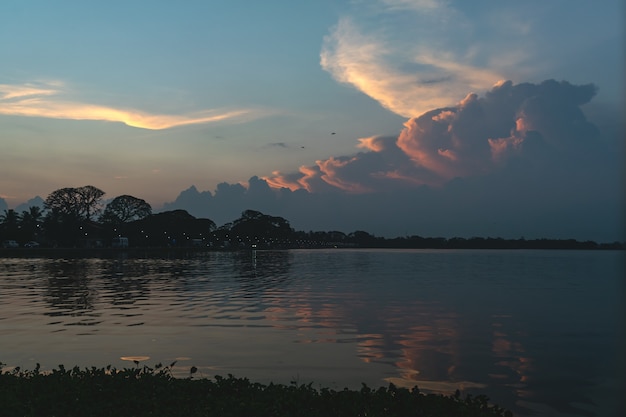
<box><xmin>161</xmin><ymin>80</ymin><xmax>622</xmax><ymax>242</ymax></box>
<box><xmin>265</xmin><ymin>80</ymin><xmax>604</xmax><ymax>191</ymax></box>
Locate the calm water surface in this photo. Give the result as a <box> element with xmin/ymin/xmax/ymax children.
<box><xmin>0</xmin><ymin>249</ymin><xmax>623</xmax><ymax>416</ymax></box>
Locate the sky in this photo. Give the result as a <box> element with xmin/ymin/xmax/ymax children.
<box><xmin>1</xmin><ymin>0</ymin><xmax>624</xmax><ymax>242</ymax></box>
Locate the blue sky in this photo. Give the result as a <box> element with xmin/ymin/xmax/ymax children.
<box><xmin>1</xmin><ymin>0</ymin><xmax>623</xmax><ymax>241</ymax></box>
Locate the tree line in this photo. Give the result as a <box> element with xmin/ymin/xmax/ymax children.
<box><xmin>1</xmin><ymin>185</ymin><xmax>623</xmax><ymax>250</ymax></box>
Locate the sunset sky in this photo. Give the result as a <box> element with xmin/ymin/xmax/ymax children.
<box><xmin>1</xmin><ymin>0</ymin><xmax>624</xmax><ymax>241</ymax></box>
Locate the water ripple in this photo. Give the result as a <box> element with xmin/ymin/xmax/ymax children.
<box><xmin>0</xmin><ymin>249</ymin><xmax>622</xmax><ymax>417</ymax></box>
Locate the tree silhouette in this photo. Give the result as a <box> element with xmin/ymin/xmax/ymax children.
<box><xmin>19</xmin><ymin>206</ymin><xmax>44</xmax><ymax>241</ymax></box>
<box><xmin>44</xmin><ymin>186</ymin><xmax>105</xmax><ymax>221</ymax></box>
<box><xmin>3</xmin><ymin>183</ymin><xmax>623</xmax><ymax>250</ymax></box>
<box><xmin>43</xmin><ymin>186</ymin><xmax>105</xmax><ymax>246</ymax></box>
<box><xmin>125</xmin><ymin>210</ymin><xmax>216</xmax><ymax>247</ymax></box>
<box><xmin>230</xmin><ymin>209</ymin><xmax>294</xmax><ymax>247</ymax></box>
<box><xmin>75</xmin><ymin>185</ymin><xmax>105</xmax><ymax>221</ymax></box>
<box><xmin>44</xmin><ymin>188</ymin><xmax>80</xmax><ymax>219</ymax></box>
<box><xmin>0</xmin><ymin>209</ymin><xmax>20</xmax><ymax>240</ymax></box>
<box><xmin>100</xmin><ymin>195</ymin><xmax>152</xmax><ymax>224</ymax></box>
<box><xmin>348</xmin><ymin>230</ymin><xmax>378</xmax><ymax>246</ymax></box>
<box><xmin>0</xmin><ymin>209</ymin><xmax>19</xmax><ymax>225</ymax></box>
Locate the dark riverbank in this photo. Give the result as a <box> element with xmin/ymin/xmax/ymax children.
<box><xmin>0</xmin><ymin>239</ymin><xmax>624</xmax><ymax>259</ymax></box>
<box><xmin>0</xmin><ymin>246</ymin><xmax>218</xmax><ymax>258</ymax></box>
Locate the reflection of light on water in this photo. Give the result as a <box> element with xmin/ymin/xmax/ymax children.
<box><xmin>516</xmin><ymin>357</ymin><xmax>533</xmax><ymax>383</ymax></box>
<box><xmin>356</xmin><ymin>334</ymin><xmax>385</xmax><ymax>363</ymax></box>
<box><xmin>384</xmin><ymin>377</ymin><xmax>486</xmax><ymax>393</ymax></box>
<box><xmin>120</xmin><ymin>356</ymin><xmax>150</xmax><ymax>362</ymax></box>
<box><xmin>491</xmin><ymin>319</ymin><xmax>534</xmax><ymax>390</ymax></box>
<box><xmin>389</xmin><ymin>316</ymin><xmax>462</xmax><ymax>391</ymax></box>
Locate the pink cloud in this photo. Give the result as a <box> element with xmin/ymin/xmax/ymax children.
<box><xmin>263</xmin><ymin>170</ymin><xmax>304</xmax><ymax>192</ymax></box>
<box><xmin>357</xmin><ymin>136</ymin><xmax>388</xmax><ymax>152</ymax></box>
<box><xmin>265</xmin><ymin>80</ymin><xmax>603</xmax><ymax>195</ymax></box>
<box><xmin>316</xmin><ymin>157</ymin><xmax>373</xmax><ymax>193</ymax></box>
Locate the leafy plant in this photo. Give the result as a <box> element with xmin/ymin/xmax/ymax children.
<box><xmin>0</xmin><ymin>362</ymin><xmax>512</xmax><ymax>417</ymax></box>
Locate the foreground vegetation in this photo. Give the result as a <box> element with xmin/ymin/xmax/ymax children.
<box><xmin>0</xmin><ymin>362</ymin><xmax>512</xmax><ymax>417</ymax></box>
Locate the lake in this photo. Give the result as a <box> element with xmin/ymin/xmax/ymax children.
<box><xmin>0</xmin><ymin>249</ymin><xmax>623</xmax><ymax>416</ymax></box>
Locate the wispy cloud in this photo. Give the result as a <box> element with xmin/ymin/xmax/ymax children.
<box><xmin>0</xmin><ymin>82</ymin><xmax>263</xmax><ymax>130</ymax></box>
<box><xmin>320</xmin><ymin>1</ymin><xmax>522</xmax><ymax>118</ymax></box>
<box><xmin>320</xmin><ymin>19</ymin><xmax>504</xmax><ymax>118</ymax></box>
<box><xmin>0</xmin><ymin>83</ymin><xmax>59</xmax><ymax>100</ymax></box>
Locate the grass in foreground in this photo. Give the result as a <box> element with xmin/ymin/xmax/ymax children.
<box><xmin>0</xmin><ymin>362</ymin><xmax>512</xmax><ymax>417</ymax></box>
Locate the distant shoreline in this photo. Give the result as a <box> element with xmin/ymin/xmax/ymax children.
<box><xmin>0</xmin><ymin>242</ymin><xmax>623</xmax><ymax>258</ymax></box>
